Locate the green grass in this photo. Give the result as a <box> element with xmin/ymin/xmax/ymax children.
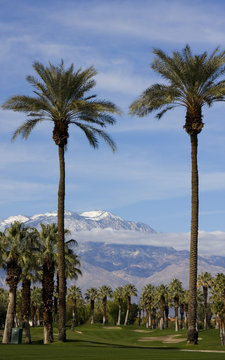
<box><xmin>1</xmin><ymin>325</ymin><xmax>225</xmax><ymax>359</ymax></box>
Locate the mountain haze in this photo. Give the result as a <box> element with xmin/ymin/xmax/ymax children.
<box><xmin>0</xmin><ymin>210</ymin><xmax>224</xmax><ymax>292</ymax></box>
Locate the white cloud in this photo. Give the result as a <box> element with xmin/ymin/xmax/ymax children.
<box><xmin>73</xmin><ymin>227</ymin><xmax>225</xmax><ymax>256</ymax></box>
<box><xmin>52</xmin><ymin>1</ymin><xmax>225</xmax><ymax>45</ymax></box>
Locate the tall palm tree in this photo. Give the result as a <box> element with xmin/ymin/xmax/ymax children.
<box><xmin>2</xmin><ymin>61</ymin><xmax>120</xmax><ymax>341</ymax></box>
<box><xmin>67</xmin><ymin>285</ymin><xmax>82</xmax><ymax>329</ymax></box>
<box><xmin>123</xmin><ymin>284</ymin><xmax>137</xmax><ymax>326</ymax></box>
<box><xmin>113</xmin><ymin>286</ymin><xmax>124</xmax><ymax>326</ymax></box>
<box><xmin>98</xmin><ymin>285</ymin><xmax>113</xmax><ymax>325</ymax></box>
<box><xmin>85</xmin><ymin>288</ymin><xmax>98</xmax><ymax>324</ymax></box>
<box><xmin>0</xmin><ymin>222</ymin><xmax>28</xmax><ymax>343</ymax></box>
<box><xmin>197</xmin><ymin>272</ymin><xmax>212</xmax><ymax>330</ymax></box>
<box><xmin>129</xmin><ymin>45</ymin><xmax>225</xmax><ymax>344</ymax></box>
<box><xmin>169</xmin><ymin>278</ymin><xmax>183</xmax><ymax>332</ymax></box>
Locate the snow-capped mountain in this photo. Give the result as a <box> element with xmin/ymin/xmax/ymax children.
<box><xmin>1</xmin><ymin>210</ymin><xmax>225</xmax><ymax>292</ymax></box>
<box><xmin>0</xmin><ymin>210</ymin><xmax>156</xmax><ymax>234</ymax></box>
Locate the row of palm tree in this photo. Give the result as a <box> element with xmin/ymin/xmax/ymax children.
<box><xmin>2</xmin><ymin>46</ymin><xmax>225</xmax><ymax>343</ymax></box>
<box><xmin>66</xmin><ymin>273</ymin><xmax>225</xmax><ymax>344</ymax></box>
<box><xmin>0</xmin><ymin>221</ymin><xmax>81</xmax><ymax>344</ymax></box>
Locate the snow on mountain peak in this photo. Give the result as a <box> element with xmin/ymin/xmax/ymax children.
<box><xmin>2</xmin><ymin>215</ymin><xmax>29</xmax><ymax>225</ymax></box>
<box><xmin>80</xmin><ymin>210</ymin><xmax>112</xmax><ymax>221</ymax></box>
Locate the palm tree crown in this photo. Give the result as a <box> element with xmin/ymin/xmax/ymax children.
<box><xmin>130</xmin><ymin>45</ymin><xmax>225</xmax><ymax>131</ymax></box>
<box><xmin>3</xmin><ymin>61</ymin><xmax>120</xmax><ymax>149</ymax></box>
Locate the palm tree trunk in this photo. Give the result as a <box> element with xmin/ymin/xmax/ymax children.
<box><xmin>117</xmin><ymin>300</ymin><xmax>122</xmax><ymax>325</ymax></box>
<box><xmin>180</xmin><ymin>303</ymin><xmax>184</xmax><ymax>329</ymax></box>
<box><xmin>2</xmin><ymin>286</ymin><xmax>16</xmax><ymax>343</ymax></box>
<box><xmin>148</xmin><ymin>308</ymin><xmax>152</xmax><ymax>328</ymax></box>
<box><xmin>187</xmin><ymin>134</ymin><xmax>199</xmax><ymax>344</ymax></box>
<box><xmin>159</xmin><ymin>296</ymin><xmax>165</xmax><ymax>330</ymax></box>
<box><xmin>71</xmin><ymin>299</ymin><xmax>76</xmax><ymax>330</ymax></box>
<box><xmin>124</xmin><ymin>297</ymin><xmax>130</xmax><ymax>326</ymax></box>
<box><xmin>22</xmin><ymin>279</ymin><xmax>31</xmax><ymax>344</ymax></box>
<box><xmin>91</xmin><ymin>300</ymin><xmax>95</xmax><ymax>324</ymax></box>
<box><xmin>203</xmin><ymin>286</ymin><xmax>208</xmax><ymax>330</ymax></box>
<box><xmin>102</xmin><ymin>297</ymin><xmax>107</xmax><ymax>325</ymax></box>
<box><xmin>57</xmin><ymin>144</ymin><xmax>66</xmax><ymax>342</ymax></box>
<box><xmin>42</xmin><ymin>261</ymin><xmax>54</xmax><ymax>344</ymax></box>
<box><xmin>164</xmin><ymin>305</ymin><xmax>169</xmax><ymax>328</ymax></box>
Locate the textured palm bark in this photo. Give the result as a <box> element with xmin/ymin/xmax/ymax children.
<box><xmin>2</xmin><ymin>287</ymin><xmax>16</xmax><ymax>343</ymax></box>
<box><xmin>42</xmin><ymin>260</ymin><xmax>54</xmax><ymax>344</ymax></box>
<box><xmin>180</xmin><ymin>303</ymin><xmax>184</xmax><ymax>329</ymax></box>
<box><xmin>174</xmin><ymin>297</ymin><xmax>179</xmax><ymax>332</ymax></box>
<box><xmin>203</xmin><ymin>285</ymin><xmax>208</xmax><ymax>329</ymax></box>
<box><xmin>164</xmin><ymin>305</ymin><xmax>169</xmax><ymax>328</ymax></box>
<box><xmin>124</xmin><ymin>296</ymin><xmax>130</xmax><ymax>326</ymax></box>
<box><xmin>159</xmin><ymin>296</ymin><xmax>165</xmax><ymax>330</ymax></box>
<box><xmin>102</xmin><ymin>296</ymin><xmax>107</xmax><ymax>325</ymax></box>
<box><xmin>22</xmin><ymin>279</ymin><xmax>31</xmax><ymax>344</ymax></box>
<box><xmin>184</xmin><ymin>303</ymin><xmax>188</xmax><ymax>329</ymax></box>
<box><xmin>57</xmin><ymin>144</ymin><xmax>66</xmax><ymax>342</ymax></box>
<box><xmin>187</xmin><ymin>134</ymin><xmax>199</xmax><ymax>344</ymax></box>
<box><xmin>117</xmin><ymin>299</ymin><xmax>122</xmax><ymax>325</ymax></box>
<box><xmin>90</xmin><ymin>299</ymin><xmax>95</xmax><ymax>324</ymax></box>
<box><xmin>71</xmin><ymin>299</ymin><xmax>77</xmax><ymax>330</ymax></box>
<box><xmin>2</xmin><ymin>262</ymin><xmax>21</xmax><ymax>343</ymax></box>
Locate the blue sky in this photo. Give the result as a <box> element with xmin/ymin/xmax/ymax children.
<box><xmin>1</xmin><ymin>0</ymin><xmax>225</xmax><ymax>242</ymax></box>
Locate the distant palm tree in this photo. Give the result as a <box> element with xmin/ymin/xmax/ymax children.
<box><xmin>0</xmin><ymin>222</ymin><xmax>28</xmax><ymax>343</ymax></box>
<box><xmin>141</xmin><ymin>284</ymin><xmax>155</xmax><ymax>328</ymax></box>
<box><xmin>113</xmin><ymin>286</ymin><xmax>124</xmax><ymax>326</ymax></box>
<box><xmin>20</xmin><ymin>228</ymin><xmax>39</xmax><ymax>344</ymax></box>
<box><xmin>39</xmin><ymin>223</ymin><xmax>58</xmax><ymax>344</ymax></box>
<box><xmin>210</xmin><ymin>273</ymin><xmax>225</xmax><ymax>345</ymax></box>
<box><xmin>67</xmin><ymin>285</ymin><xmax>82</xmax><ymax>329</ymax></box>
<box><xmin>85</xmin><ymin>288</ymin><xmax>98</xmax><ymax>324</ymax></box>
<box><xmin>30</xmin><ymin>286</ymin><xmax>42</xmax><ymax>327</ymax></box>
<box><xmin>2</xmin><ymin>61</ymin><xmax>121</xmax><ymax>341</ymax></box>
<box><xmin>183</xmin><ymin>290</ymin><xmax>189</xmax><ymax>329</ymax></box>
<box><xmin>123</xmin><ymin>284</ymin><xmax>137</xmax><ymax>326</ymax></box>
<box><xmin>129</xmin><ymin>45</ymin><xmax>225</xmax><ymax>344</ymax></box>
<box><xmin>169</xmin><ymin>278</ymin><xmax>183</xmax><ymax>332</ymax></box>
<box><xmin>155</xmin><ymin>284</ymin><xmax>168</xmax><ymax>330</ymax></box>
<box><xmin>98</xmin><ymin>285</ymin><xmax>113</xmax><ymax>325</ymax></box>
<box><xmin>197</xmin><ymin>272</ymin><xmax>212</xmax><ymax>329</ymax></box>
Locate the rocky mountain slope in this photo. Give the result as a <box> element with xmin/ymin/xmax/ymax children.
<box><xmin>0</xmin><ymin>210</ymin><xmax>224</xmax><ymax>292</ymax></box>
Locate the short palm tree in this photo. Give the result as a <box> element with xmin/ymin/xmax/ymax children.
<box><xmin>210</xmin><ymin>273</ymin><xmax>225</xmax><ymax>345</ymax></box>
<box><xmin>129</xmin><ymin>45</ymin><xmax>225</xmax><ymax>344</ymax></box>
<box><xmin>113</xmin><ymin>286</ymin><xmax>124</xmax><ymax>326</ymax></box>
<box><xmin>39</xmin><ymin>223</ymin><xmax>58</xmax><ymax>344</ymax></box>
<box><xmin>197</xmin><ymin>272</ymin><xmax>212</xmax><ymax>329</ymax></box>
<box><xmin>20</xmin><ymin>228</ymin><xmax>40</xmax><ymax>344</ymax></box>
<box><xmin>123</xmin><ymin>284</ymin><xmax>137</xmax><ymax>326</ymax></box>
<box><xmin>30</xmin><ymin>286</ymin><xmax>42</xmax><ymax>327</ymax></box>
<box><xmin>85</xmin><ymin>287</ymin><xmax>98</xmax><ymax>324</ymax></box>
<box><xmin>155</xmin><ymin>284</ymin><xmax>168</xmax><ymax>330</ymax></box>
<box><xmin>169</xmin><ymin>278</ymin><xmax>183</xmax><ymax>332</ymax></box>
<box><xmin>0</xmin><ymin>222</ymin><xmax>28</xmax><ymax>343</ymax></box>
<box><xmin>141</xmin><ymin>284</ymin><xmax>155</xmax><ymax>328</ymax></box>
<box><xmin>2</xmin><ymin>61</ymin><xmax>121</xmax><ymax>341</ymax></box>
<box><xmin>67</xmin><ymin>285</ymin><xmax>82</xmax><ymax>329</ymax></box>
<box><xmin>98</xmin><ymin>285</ymin><xmax>113</xmax><ymax>325</ymax></box>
